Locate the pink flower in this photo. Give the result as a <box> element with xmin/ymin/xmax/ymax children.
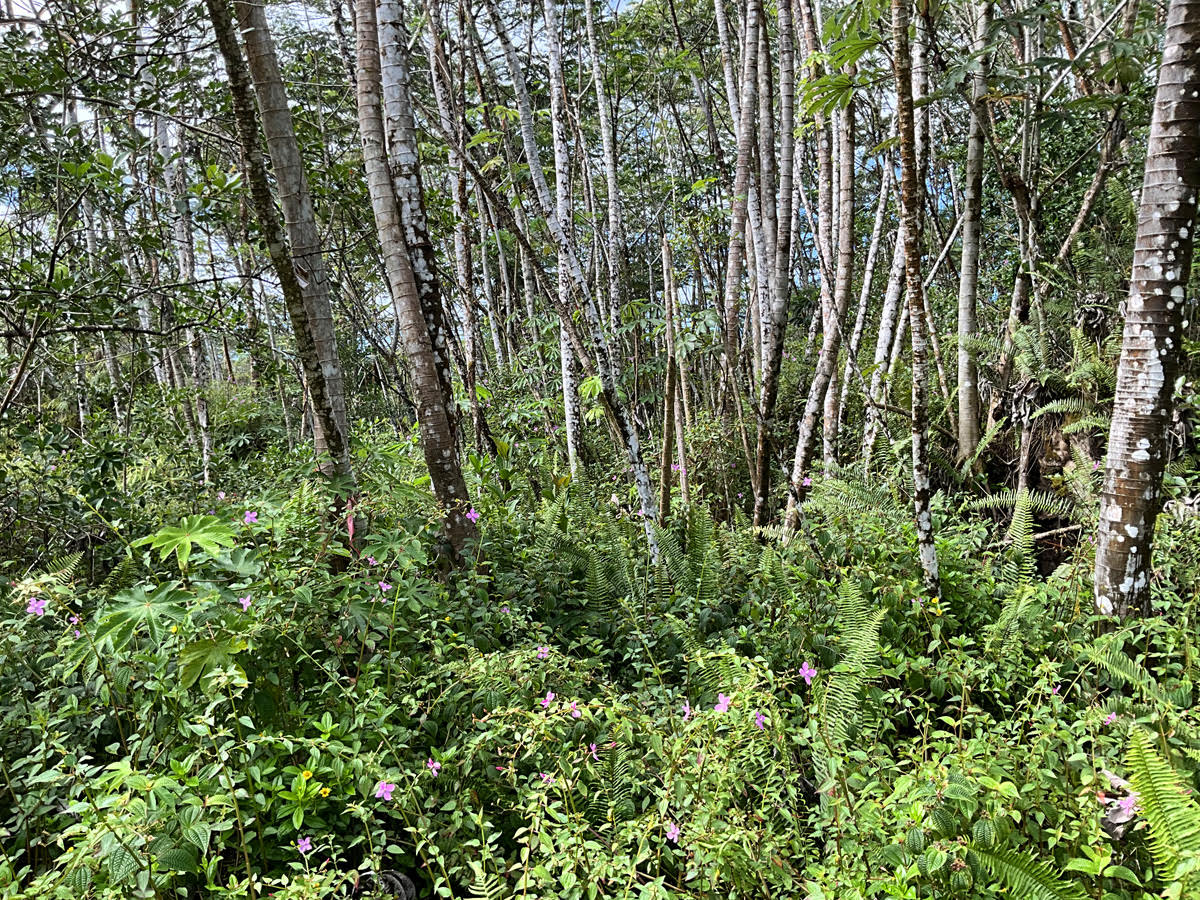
<box><xmin>802</xmin><ymin>476</ymin><xmax>812</xmax><ymax>488</ymax></box>
<box><xmin>1105</xmin><ymin>712</ymin><xmax>1118</xmax><ymax>726</ymax></box>
<box><xmin>536</xmin><ymin>645</ymin><xmax>550</xmax><ymax>660</ymax></box>
<box><xmin>374</xmin><ymin>781</ymin><xmax>396</xmax><ymax>800</ymax></box>
<box><xmin>799</xmin><ymin>662</ymin><xmax>817</xmax><ymax>685</ymax></box>
<box><xmin>367</xmin><ymin>556</ymin><xmax>377</xmax><ymax>566</ymax></box>
<box><xmin>217</xmin><ymin>491</ymin><xmax>226</xmax><ymax>500</ymax></box>
<box><xmin>466</xmin><ymin>508</ymin><xmax>480</xmax><ymax>523</ymax></box>
<box><xmin>238</xmin><ymin>596</ymin><xmax>252</xmax><ymax>611</ymax></box>
<box><xmin>27</xmin><ymin>597</ymin><xmax>47</xmax><ymax>616</ymax></box>
<box><xmin>540</xmin><ymin>772</ymin><xmax>555</xmax><ymax>784</ymax></box>
<box><xmin>541</xmin><ymin>691</ymin><xmax>555</xmax><ymax>709</ymax></box>
<box><xmin>569</xmin><ymin>701</ymin><xmax>581</xmax><ymax>719</ymax></box>
<box><xmin>1052</xmin><ymin>685</ymin><xmax>1060</xmax><ymax>695</ymax></box>
<box><xmin>296</xmin><ymin>837</ymin><xmax>312</xmax><ymax>854</ymax></box>
<box><xmin>714</xmin><ymin>693</ymin><xmax>730</xmax><ymax>713</ymax></box>
<box><xmin>69</xmin><ymin>615</ymin><xmax>78</xmax><ymax>625</ymax></box>
<box><xmin>589</xmin><ymin>743</ymin><xmax>599</xmax><ymax>761</ymax></box>
<box><xmin>1118</xmin><ymin>792</ymin><xmax>1139</xmax><ymax>814</ymax></box>
<box><xmin>666</xmin><ymin>822</ymin><xmax>681</xmax><ymax>842</ymax></box>
<box><xmin>682</xmin><ymin>701</ymin><xmax>691</xmax><ymax>721</ymax></box>
<box><xmin>426</xmin><ymin>758</ymin><xmax>441</xmax><ymax>777</ymax></box>
<box><xmin>378</xmin><ymin>582</ymin><xmax>392</xmax><ymax>592</ymax></box>
<box><xmin>243</xmin><ymin>510</ymin><xmax>258</xmax><ymax>525</ymax></box>
<box><xmin>754</xmin><ymin>710</ymin><xmax>766</xmax><ymax>730</ymax></box>
<box><xmin>671</xmin><ymin>463</ymin><xmax>681</xmax><ymax>472</ymax></box>
<box><xmin>501</xmin><ymin>606</ymin><xmax>510</xmax><ymax>614</ymax></box>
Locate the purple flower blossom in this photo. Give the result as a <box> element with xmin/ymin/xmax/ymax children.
<box><xmin>799</xmin><ymin>662</ymin><xmax>817</xmax><ymax>685</ymax></box>
<box><xmin>217</xmin><ymin>491</ymin><xmax>226</xmax><ymax>500</ymax></box>
<box><xmin>296</xmin><ymin>837</ymin><xmax>312</xmax><ymax>854</ymax></box>
<box><xmin>243</xmin><ymin>510</ymin><xmax>258</xmax><ymax>525</ymax></box>
<box><xmin>541</xmin><ymin>691</ymin><xmax>555</xmax><ymax>709</ymax></box>
<box><xmin>1105</xmin><ymin>712</ymin><xmax>1118</xmax><ymax>726</ymax></box>
<box><xmin>754</xmin><ymin>710</ymin><xmax>766</xmax><ymax>730</ymax></box>
<box><xmin>1052</xmin><ymin>685</ymin><xmax>1060</xmax><ymax>695</ymax></box>
<box><xmin>501</xmin><ymin>606</ymin><xmax>510</xmax><ymax>614</ymax></box>
<box><xmin>589</xmin><ymin>743</ymin><xmax>599</xmax><ymax>761</ymax></box>
<box><xmin>536</xmin><ymin>645</ymin><xmax>550</xmax><ymax>660</ymax></box>
<box><xmin>466</xmin><ymin>508</ymin><xmax>480</xmax><ymax>524</ymax></box>
<box><xmin>374</xmin><ymin>781</ymin><xmax>396</xmax><ymax>801</ymax></box>
<box><xmin>737</xmin><ymin>492</ymin><xmax>743</xmax><ymax>498</ymax></box>
<box><xmin>426</xmin><ymin>758</ymin><xmax>442</xmax><ymax>777</ymax></box>
<box><xmin>378</xmin><ymin>582</ymin><xmax>392</xmax><ymax>592</ymax></box>
<box><xmin>540</xmin><ymin>772</ymin><xmax>555</xmax><ymax>784</ymax></box>
<box><xmin>569</xmin><ymin>701</ymin><xmax>581</xmax><ymax>719</ymax></box>
<box><xmin>367</xmin><ymin>556</ymin><xmax>377</xmax><ymax>566</ymax></box>
<box><xmin>682</xmin><ymin>701</ymin><xmax>691</xmax><ymax>722</ymax></box>
<box><xmin>802</xmin><ymin>476</ymin><xmax>812</xmax><ymax>488</ymax></box>
<box><xmin>238</xmin><ymin>596</ymin><xmax>252</xmax><ymax>611</ymax></box>
<box><xmin>27</xmin><ymin>597</ymin><xmax>47</xmax><ymax>616</ymax></box>
<box><xmin>1118</xmin><ymin>792</ymin><xmax>1139</xmax><ymax>814</ymax></box>
<box><xmin>671</xmin><ymin>463</ymin><xmax>681</xmax><ymax>472</ymax></box>
<box><xmin>666</xmin><ymin>822</ymin><xmax>681</xmax><ymax>843</ymax></box>
<box><xmin>714</xmin><ymin>693</ymin><xmax>730</xmax><ymax>713</ymax></box>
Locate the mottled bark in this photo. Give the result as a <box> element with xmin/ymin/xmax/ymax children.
<box><xmin>894</xmin><ymin>0</ymin><xmax>940</xmax><ymax>596</ymax></box>
<box><xmin>355</xmin><ymin>0</ymin><xmax>475</xmax><ymax>556</ymax></box>
<box><xmin>751</xmin><ymin>0</ymin><xmax>795</xmax><ymax>526</ymax></box>
<box><xmin>1095</xmin><ymin>0</ymin><xmax>1200</xmax><ymax>617</ymax></box>
<box><xmin>206</xmin><ymin>0</ymin><xmax>354</xmax><ymax>486</ymax></box>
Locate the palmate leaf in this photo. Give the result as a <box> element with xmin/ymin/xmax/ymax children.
<box><xmin>133</xmin><ymin>515</ymin><xmax>235</xmax><ymax>572</ymax></box>
<box><xmin>179</xmin><ymin>635</ymin><xmax>249</xmax><ymax>692</ymax></box>
<box><xmin>95</xmin><ymin>583</ymin><xmax>189</xmax><ymax>650</ymax></box>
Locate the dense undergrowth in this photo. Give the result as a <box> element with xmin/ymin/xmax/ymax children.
<box><xmin>3</xmin><ymin>410</ymin><xmax>1200</xmax><ymax>900</ymax></box>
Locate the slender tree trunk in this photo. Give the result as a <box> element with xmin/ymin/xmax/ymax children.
<box><xmin>355</xmin><ymin>0</ymin><xmax>476</xmax><ymax>556</ymax></box>
<box><xmin>1095</xmin><ymin>0</ymin><xmax>1200</xmax><ymax>617</ymax></box>
<box><xmin>485</xmin><ymin>0</ymin><xmax>659</xmax><ymax>555</ymax></box>
<box><xmin>823</xmin><ymin>74</ymin><xmax>856</xmax><ymax>467</ymax></box>
<box><xmin>752</xmin><ymin>0</ymin><xmax>795</xmax><ymax>526</ymax></box>
<box><xmin>659</xmin><ymin>235</ymin><xmax>679</xmax><ymax>518</ymax></box>
<box><xmin>957</xmin><ymin>3</ymin><xmax>991</xmax><ymax>461</ymax></box>
<box><xmin>381</xmin><ymin>0</ymin><xmax>460</xmax><ymax>431</ymax></box>
<box><xmin>839</xmin><ymin>164</ymin><xmax>892</xmax><ymax>420</ymax></box>
<box><xmin>894</xmin><ymin>0</ymin><xmax>940</xmax><ymax>596</ymax></box>
<box><xmin>206</xmin><ymin>0</ymin><xmax>354</xmax><ymax>487</ymax></box>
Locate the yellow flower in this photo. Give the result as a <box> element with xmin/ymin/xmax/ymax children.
<box><xmin>320</xmin><ymin>787</ymin><xmax>330</xmax><ymax>797</ymax></box>
<box><xmin>301</xmin><ymin>770</ymin><xmax>313</xmax><ymax>780</ymax></box>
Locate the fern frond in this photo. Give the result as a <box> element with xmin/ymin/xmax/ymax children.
<box><xmin>968</xmin><ymin>846</ymin><xmax>1088</xmax><ymax>900</ymax></box>
<box><xmin>966</xmin><ymin>489</ymin><xmax>1078</xmax><ymax>521</ymax></box>
<box><xmin>1126</xmin><ymin>729</ymin><xmax>1200</xmax><ymax>883</ymax></box>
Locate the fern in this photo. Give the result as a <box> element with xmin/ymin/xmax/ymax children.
<box><xmin>968</xmin><ymin>846</ymin><xmax>1088</xmax><ymax>900</ymax></box>
<box><xmin>466</xmin><ymin>864</ymin><xmax>507</xmax><ymax>900</ymax></box>
<box><xmin>966</xmin><ymin>489</ymin><xmax>1079</xmax><ymax>521</ymax></box>
<box><xmin>1126</xmin><ymin>729</ymin><xmax>1200</xmax><ymax>885</ymax></box>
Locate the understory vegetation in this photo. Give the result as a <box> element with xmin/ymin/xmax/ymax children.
<box><xmin>3</xmin><ymin>407</ymin><xmax>1200</xmax><ymax>899</ymax></box>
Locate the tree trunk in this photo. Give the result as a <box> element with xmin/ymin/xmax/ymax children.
<box><xmin>957</xmin><ymin>3</ymin><xmax>991</xmax><ymax>461</ymax></box>
<box><xmin>894</xmin><ymin>0</ymin><xmax>940</xmax><ymax>597</ymax></box>
<box><xmin>823</xmin><ymin>72</ymin><xmax>856</xmax><ymax>468</ymax></box>
<box><xmin>206</xmin><ymin>0</ymin><xmax>354</xmax><ymax>487</ymax></box>
<box><xmin>659</xmin><ymin>235</ymin><xmax>679</xmax><ymax>519</ymax></box>
<box><xmin>1095</xmin><ymin>0</ymin><xmax>1200</xmax><ymax>617</ymax></box>
<box><xmin>355</xmin><ymin>0</ymin><xmax>475</xmax><ymax>556</ymax></box>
